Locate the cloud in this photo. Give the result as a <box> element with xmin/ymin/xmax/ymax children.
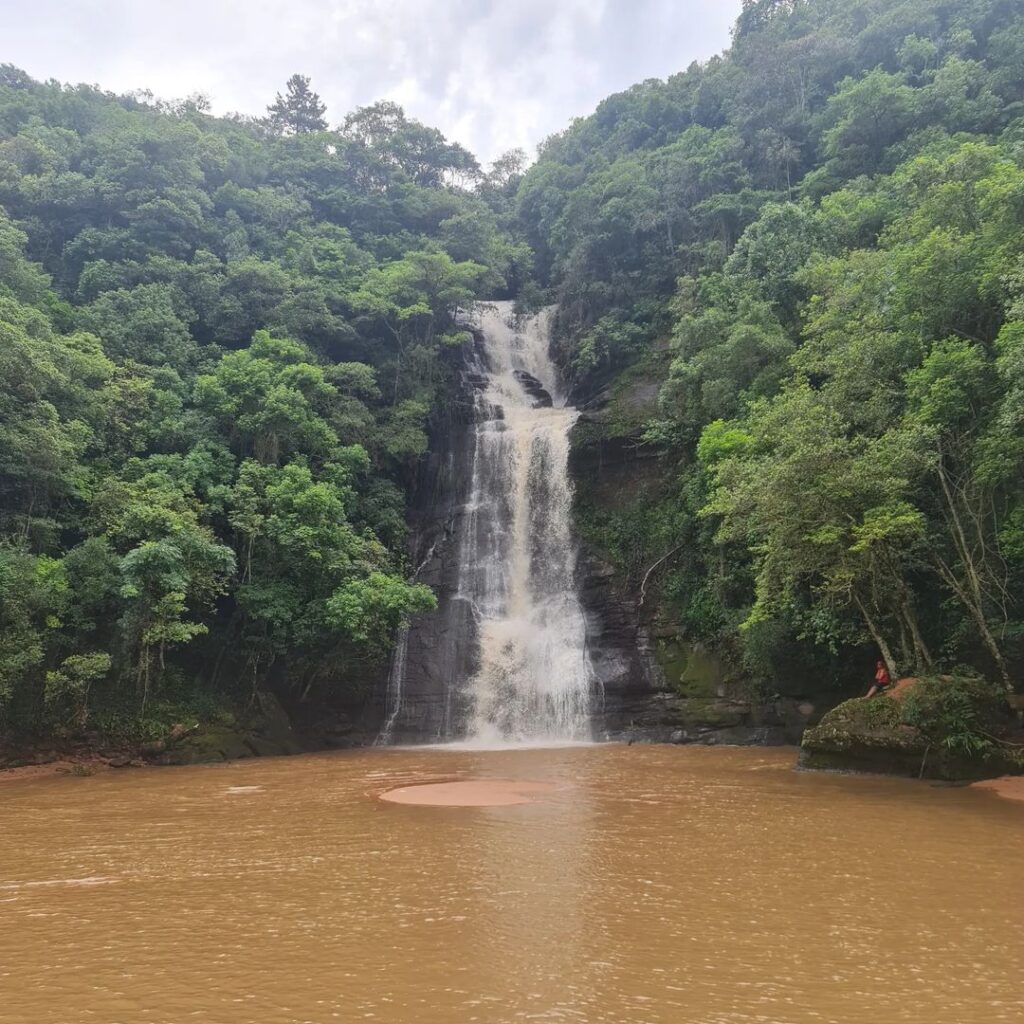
<box><xmin>0</xmin><ymin>0</ymin><xmax>742</xmax><ymax>163</ymax></box>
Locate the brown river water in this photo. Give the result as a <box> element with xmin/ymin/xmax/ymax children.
<box><xmin>1</xmin><ymin>744</ymin><xmax>1021</xmax><ymax>1024</ymax></box>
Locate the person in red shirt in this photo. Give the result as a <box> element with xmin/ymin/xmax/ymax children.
<box><xmin>865</xmin><ymin>659</ymin><xmax>891</xmax><ymax>698</ymax></box>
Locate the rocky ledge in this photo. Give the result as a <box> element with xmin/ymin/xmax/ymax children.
<box><xmin>800</xmin><ymin>675</ymin><xmax>1024</xmax><ymax>781</ymax></box>
<box><xmin>599</xmin><ymin>691</ymin><xmax>818</xmax><ymax>746</ymax></box>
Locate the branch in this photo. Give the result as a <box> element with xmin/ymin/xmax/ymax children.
<box><xmin>638</xmin><ymin>545</ymin><xmax>684</xmax><ymax>608</ymax></box>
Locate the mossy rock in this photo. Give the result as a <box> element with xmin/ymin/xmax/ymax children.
<box><xmin>573</xmin><ymin>354</ymin><xmax>670</xmax><ymax>445</ymax></box>
<box><xmin>801</xmin><ymin>675</ymin><xmax>1023</xmax><ymax>780</ymax></box>
<box><xmin>654</xmin><ymin>639</ymin><xmax>687</xmax><ymax>690</ymax></box>
<box><xmin>166</xmin><ymin>728</ymin><xmax>254</xmax><ymax>764</ymax></box>
<box><xmin>152</xmin><ymin>692</ymin><xmax>305</xmax><ymax>765</ymax></box>
<box><xmin>677</xmin><ymin>700</ymin><xmax>747</xmax><ymax>730</ymax></box>
<box><xmin>655</xmin><ymin>639</ymin><xmax>729</xmax><ymax>699</ymax></box>
<box><xmin>601</xmin><ymin>357</ymin><xmax>667</xmax><ymax>436</ymax></box>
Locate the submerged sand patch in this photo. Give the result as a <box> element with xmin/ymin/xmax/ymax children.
<box><xmin>971</xmin><ymin>776</ymin><xmax>1024</xmax><ymax>804</ymax></box>
<box><xmin>379</xmin><ymin>779</ymin><xmax>557</xmax><ymax>807</ymax></box>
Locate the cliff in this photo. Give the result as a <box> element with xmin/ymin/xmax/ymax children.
<box><xmin>567</xmin><ymin>352</ymin><xmax>821</xmax><ymax>745</ymax></box>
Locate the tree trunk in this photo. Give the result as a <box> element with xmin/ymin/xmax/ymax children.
<box><xmin>900</xmin><ymin>599</ymin><xmax>933</xmax><ymax>672</ymax></box>
<box><xmin>935</xmin><ymin>460</ymin><xmax>1013</xmax><ymax>692</ymax></box>
<box><xmin>854</xmin><ymin>593</ymin><xmax>898</xmax><ymax>681</ymax></box>
<box><xmin>934</xmin><ymin>557</ymin><xmax>1013</xmax><ymax>692</ymax></box>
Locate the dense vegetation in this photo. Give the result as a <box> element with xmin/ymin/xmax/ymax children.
<box><xmin>519</xmin><ymin>0</ymin><xmax>1024</xmax><ymax>696</ymax></box>
<box><xmin>3</xmin><ymin>0</ymin><xmax>1023</xmax><ymax>750</ymax></box>
<box><xmin>0</xmin><ymin>68</ymin><xmax>527</xmax><ymax>737</ymax></box>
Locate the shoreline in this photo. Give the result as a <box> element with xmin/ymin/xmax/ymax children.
<box><xmin>2</xmin><ymin>744</ymin><xmax>1022</xmax><ymax>804</ymax></box>
<box><xmin>0</xmin><ymin>754</ymin><xmax>128</xmax><ymax>783</ymax></box>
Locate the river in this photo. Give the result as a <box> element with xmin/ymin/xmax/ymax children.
<box><xmin>1</xmin><ymin>744</ymin><xmax>1020</xmax><ymax>1024</ymax></box>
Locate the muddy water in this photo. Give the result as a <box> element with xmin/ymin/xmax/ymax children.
<box><xmin>1</xmin><ymin>745</ymin><xmax>1020</xmax><ymax>1024</ymax></box>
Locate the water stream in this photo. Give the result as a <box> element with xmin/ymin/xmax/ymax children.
<box><xmin>460</xmin><ymin>303</ymin><xmax>593</xmax><ymax>744</ymax></box>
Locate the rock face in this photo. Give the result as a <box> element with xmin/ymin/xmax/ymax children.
<box><xmin>371</xmin><ymin>336</ymin><xmax>482</xmax><ymax>744</ymax></box>
<box><xmin>573</xmin><ymin>542</ymin><xmax>817</xmax><ymax>745</ymax></box>
<box><xmin>566</xmin><ymin>366</ymin><xmax>825</xmax><ymax>747</ymax></box>
<box><xmin>576</xmin><ymin>548</ymin><xmax>666</xmax><ymax>739</ymax></box>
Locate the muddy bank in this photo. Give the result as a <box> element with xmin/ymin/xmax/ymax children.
<box><xmin>972</xmin><ymin>776</ymin><xmax>1024</xmax><ymax>804</ymax></box>
<box><xmin>0</xmin><ymin>755</ymin><xmax>120</xmax><ymax>782</ymax></box>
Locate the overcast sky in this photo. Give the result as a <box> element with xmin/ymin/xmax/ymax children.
<box><xmin>1</xmin><ymin>0</ymin><xmax>742</xmax><ymax>165</ymax></box>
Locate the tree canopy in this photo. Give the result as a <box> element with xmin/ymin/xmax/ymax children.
<box><xmin>0</xmin><ymin>68</ymin><xmax>526</xmax><ymax>734</ymax></box>
<box><xmin>517</xmin><ymin>0</ymin><xmax>1024</xmax><ymax>695</ymax></box>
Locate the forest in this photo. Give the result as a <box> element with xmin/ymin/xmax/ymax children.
<box><xmin>0</xmin><ymin>68</ymin><xmax>528</xmax><ymax>738</ymax></box>
<box><xmin>1</xmin><ymin>0</ymin><xmax>1022</xmax><ymax>745</ymax></box>
<box><xmin>521</xmin><ymin>0</ymin><xmax>1024</xmax><ymax>698</ymax></box>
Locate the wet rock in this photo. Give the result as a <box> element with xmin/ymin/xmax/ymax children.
<box><xmin>373</xmin><ymin>335</ymin><xmax>481</xmax><ymax>744</ymax></box>
<box><xmin>513</xmin><ymin>370</ymin><xmax>553</xmax><ymax>407</ymax></box>
<box><xmin>605</xmin><ymin>692</ymin><xmax>794</xmax><ymax>746</ymax></box>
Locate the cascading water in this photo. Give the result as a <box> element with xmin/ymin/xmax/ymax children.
<box><xmin>378</xmin><ymin>301</ymin><xmax>595</xmax><ymax>746</ymax></box>
<box><xmin>376</xmin><ymin>623</ymin><xmax>408</xmax><ymax>746</ymax></box>
<box><xmin>458</xmin><ymin>302</ymin><xmax>594</xmax><ymax>745</ymax></box>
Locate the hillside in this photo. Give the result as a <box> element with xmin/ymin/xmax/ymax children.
<box><xmin>1</xmin><ymin>0</ymin><xmax>1023</xmax><ymax>755</ymax></box>
<box><xmin>517</xmin><ymin>0</ymin><xmax>1024</xmax><ymax>700</ymax></box>
<box><xmin>0</xmin><ymin>70</ymin><xmax>526</xmax><ymax>743</ymax></box>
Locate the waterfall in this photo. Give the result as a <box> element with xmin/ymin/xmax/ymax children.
<box><xmin>377</xmin><ymin>301</ymin><xmax>594</xmax><ymax>746</ymax></box>
<box><xmin>375</xmin><ymin>622</ymin><xmax>408</xmax><ymax>746</ymax></box>
<box><xmin>458</xmin><ymin>302</ymin><xmax>593</xmax><ymax>745</ymax></box>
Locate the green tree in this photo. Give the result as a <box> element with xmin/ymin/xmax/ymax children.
<box><xmin>266</xmin><ymin>74</ymin><xmax>328</xmax><ymax>135</ymax></box>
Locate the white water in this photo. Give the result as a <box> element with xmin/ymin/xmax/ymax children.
<box><xmin>458</xmin><ymin>302</ymin><xmax>594</xmax><ymax>744</ymax></box>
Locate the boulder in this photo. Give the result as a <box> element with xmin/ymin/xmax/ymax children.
<box><xmin>800</xmin><ymin>675</ymin><xmax>1024</xmax><ymax>780</ymax></box>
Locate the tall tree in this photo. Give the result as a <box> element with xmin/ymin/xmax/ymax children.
<box><xmin>266</xmin><ymin>74</ymin><xmax>328</xmax><ymax>135</ymax></box>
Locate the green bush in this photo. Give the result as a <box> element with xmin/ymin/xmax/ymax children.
<box><xmin>901</xmin><ymin>675</ymin><xmax>1007</xmax><ymax>758</ymax></box>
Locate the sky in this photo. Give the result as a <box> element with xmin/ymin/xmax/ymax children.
<box><xmin>0</xmin><ymin>0</ymin><xmax>743</xmax><ymax>165</ymax></box>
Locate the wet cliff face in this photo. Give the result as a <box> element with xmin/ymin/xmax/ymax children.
<box><xmin>569</xmin><ymin>431</ymin><xmax>668</xmax><ymax>738</ymax></box>
<box><xmin>380</xmin><ymin>340</ymin><xmax>481</xmax><ymax>744</ymax></box>
<box><xmin>391</xmin><ymin>403</ymin><xmax>669</xmax><ymax>743</ymax></box>
<box><xmin>565</xmin><ymin>350</ymin><xmax>678</xmax><ymax>739</ymax></box>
